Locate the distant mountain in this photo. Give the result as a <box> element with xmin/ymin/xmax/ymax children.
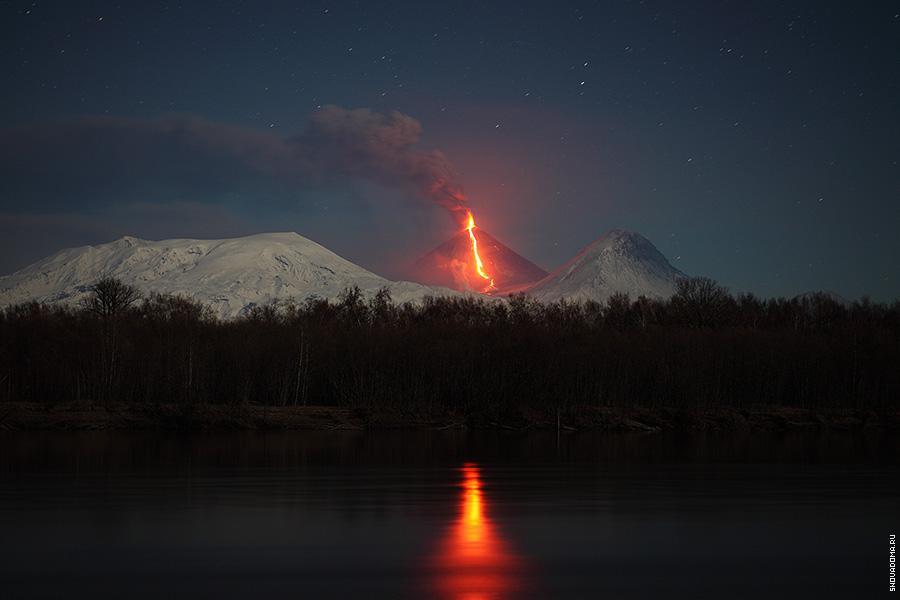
<box><xmin>522</xmin><ymin>229</ymin><xmax>685</xmax><ymax>302</ymax></box>
<box><xmin>410</xmin><ymin>228</ymin><xmax>548</xmax><ymax>293</ymax></box>
<box><xmin>794</xmin><ymin>290</ymin><xmax>850</xmax><ymax>306</ymax></box>
<box><xmin>0</xmin><ymin>232</ymin><xmax>458</xmax><ymax>318</ymax></box>
<box><xmin>0</xmin><ymin>229</ymin><xmax>689</xmax><ymax>316</ymax></box>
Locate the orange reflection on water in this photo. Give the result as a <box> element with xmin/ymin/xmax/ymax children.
<box><xmin>430</xmin><ymin>463</ymin><xmax>521</xmax><ymax>600</ymax></box>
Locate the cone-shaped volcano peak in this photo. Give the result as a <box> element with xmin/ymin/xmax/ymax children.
<box><xmin>523</xmin><ymin>229</ymin><xmax>686</xmax><ymax>302</ymax></box>
<box><xmin>410</xmin><ymin>228</ymin><xmax>548</xmax><ymax>293</ymax></box>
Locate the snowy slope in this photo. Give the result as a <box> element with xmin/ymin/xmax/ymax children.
<box><xmin>522</xmin><ymin>229</ymin><xmax>686</xmax><ymax>302</ymax></box>
<box><xmin>0</xmin><ymin>232</ymin><xmax>459</xmax><ymax>318</ymax></box>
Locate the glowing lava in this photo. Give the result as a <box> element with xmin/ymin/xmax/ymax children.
<box><xmin>465</xmin><ymin>211</ymin><xmax>496</xmax><ymax>292</ymax></box>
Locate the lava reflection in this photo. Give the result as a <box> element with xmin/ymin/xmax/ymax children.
<box><xmin>431</xmin><ymin>463</ymin><xmax>521</xmax><ymax>599</ymax></box>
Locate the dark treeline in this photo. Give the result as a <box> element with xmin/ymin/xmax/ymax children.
<box><xmin>1</xmin><ymin>277</ymin><xmax>898</xmax><ymax>420</ymax></box>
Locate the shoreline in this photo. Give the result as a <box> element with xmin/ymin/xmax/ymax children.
<box><xmin>1</xmin><ymin>402</ymin><xmax>897</xmax><ymax>433</ymax></box>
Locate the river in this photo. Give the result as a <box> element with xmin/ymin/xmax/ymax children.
<box><xmin>0</xmin><ymin>430</ymin><xmax>895</xmax><ymax>598</ymax></box>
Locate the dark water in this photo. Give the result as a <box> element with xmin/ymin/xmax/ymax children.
<box><xmin>0</xmin><ymin>430</ymin><xmax>896</xmax><ymax>599</ymax></box>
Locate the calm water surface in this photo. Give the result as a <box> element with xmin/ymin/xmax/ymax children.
<box><xmin>0</xmin><ymin>430</ymin><xmax>896</xmax><ymax>598</ymax></box>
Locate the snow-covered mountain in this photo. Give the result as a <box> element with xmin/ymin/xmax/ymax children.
<box><xmin>522</xmin><ymin>229</ymin><xmax>686</xmax><ymax>303</ymax></box>
<box><xmin>0</xmin><ymin>229</ymin><xmax>688</xmax><ymax>316</ymax></box>
<box><xmin>0</xmin><ymin>232</ymin><xmax>458</xmax><ymax>318</ymax></box>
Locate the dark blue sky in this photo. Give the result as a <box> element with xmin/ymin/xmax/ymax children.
<box><xmin>1</xmin><ymin>0</ymin><xmax>898</xmax><ymax>299</ymax></box>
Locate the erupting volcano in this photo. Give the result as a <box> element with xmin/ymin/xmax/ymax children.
<box><xmin>411</xmin><ymin>211</ymin><xmax>548</xmax><ymax>294</ymax></box>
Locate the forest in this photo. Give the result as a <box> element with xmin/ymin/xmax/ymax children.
<box><xmin>0</xmin><ymin>277</ymin><xmax>897</xmax><ymax>424</ymax></box>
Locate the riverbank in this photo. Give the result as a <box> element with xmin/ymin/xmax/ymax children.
<box><xmin>1</xmin><ymin>401</ymin><xmax>897</xmax><ymax>433</ymax></box>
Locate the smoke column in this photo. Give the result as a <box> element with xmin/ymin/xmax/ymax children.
<box><xmin>291</xmin><ymin>105</ymin><xmax>469</xmax><ymax>217</ymax></box>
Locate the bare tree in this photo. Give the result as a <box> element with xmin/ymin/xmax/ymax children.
<box><xmin>83</xmin><ymin>277</ymin><xmax>141</xmax><ymax>319</ymax></box>
<box><xmin>671</xmin><ymin>277</ymin><xmax>732</xmax><ymax>328</ymax></box>
<box><xmin>82</xmin><ymin>277</ymin><xmax>140</xmax><ymax>404</ymax></box>
<box><xmin>604</xmin><ymin>293</ymin><xmax>634</xmax><ymax>329</ymax></box>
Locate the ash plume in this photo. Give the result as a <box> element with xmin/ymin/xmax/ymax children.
<box><xmin>291</xmin><ymin>106</ymin><xmax>467</xmax><ymax>215</ymax></box>
<box><xmin>0</xmin><ymin>105</ymin><xmax>469</xmax><ymax>219</ymax></box>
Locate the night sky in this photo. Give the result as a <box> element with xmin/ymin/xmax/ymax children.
<box><xmin>1</xmin><ymin>1</ymin><xmax>898</xmax><ymax>300</ymax></box>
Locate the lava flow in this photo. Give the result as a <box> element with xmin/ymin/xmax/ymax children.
<box><xmin>465</xmin><ymin>211</ymin><xmax>496</xmax><ymax>293</ymax></box>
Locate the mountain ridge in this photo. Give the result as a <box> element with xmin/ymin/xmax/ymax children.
<box><xmin>0</xmin><ymin>232</ymin><xmax>460</xmax><ymax>318</ymax></box>
<box><xmin>1</xmin><ymin>228</ymin><xmax>689</xmax><ymax>316</ymax></box>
